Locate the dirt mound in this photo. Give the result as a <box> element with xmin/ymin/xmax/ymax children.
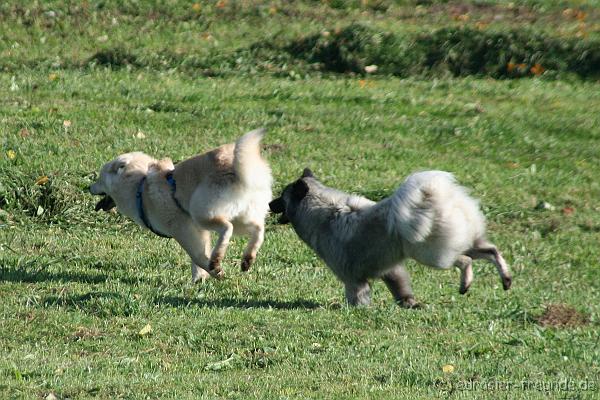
<box><xmin>536</xmin><ymin>304</ymin><xmax>590</xmax><ymax>328</ymax></box>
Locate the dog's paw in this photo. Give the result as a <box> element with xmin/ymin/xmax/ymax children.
<box><xmin>459</xmin><ymin>283</ymin><xmax>471</xmax><ymax>295</ymax></box>
<box><xmin>192</xmin><ymin>267</ymin><xmax>210</xmax><ymax>284</ymax></box>
<box><xmin>207</xmin><ymin>258</ymin><xmax>224</xmax><ymax>279</ymax></box>
<box><xmin>502</xmin><ymin>276</ymin><xmax>512</xmax><ymax>291</ymax></box>
<box><xmin>241</xmin><ymin>256</ymin><xmax>254</xmax><ymax>272</ymax></box>
<box><xmin>399</xmin><ymin>297</ymin><xmax>421</xmax><ymax>309</ymax></box>
<box><xmin>209</xmin><ymin>268</ymin><xmax>225</xmax><ymax>279</ymax></box>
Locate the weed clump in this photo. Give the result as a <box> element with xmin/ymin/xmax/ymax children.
<box><xmin>413</xmin><ymin>27</ymin><xmax>600</xmax><ymax>78</ymax></box>
<box><xmin>283</xmin><ymin>24</ymin><xmax>399</xmax><ymax>74</ymax></box>
<box><xmin>88</xmin><ymin>47</ymin><xmax>138</xmax><ymax>68</ymax></box>
<box><xmin>6</xmin><ymin>24</ymin><xmax>599</xmax><ymax>79</ymax></box>
<box><xmin>251</xmin><ymin>24</ymin><xmax>600</xmax><ymax>78</ymax></box>
<box><xmin>0</xmin><ymin>169</ymin><xmax>84</xmax><ymax>224</ymax></box>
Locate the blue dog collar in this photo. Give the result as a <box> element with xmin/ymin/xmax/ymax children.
<box><xmin>136</xmin><ymin>177</ymin><xmax>171</xmax><ymax>238</ymax></box>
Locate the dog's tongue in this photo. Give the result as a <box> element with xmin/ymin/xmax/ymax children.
<box><xmin>95</xmin><ymin>195</ymin><xmax>116</xmax><ymax>212</ymax></box>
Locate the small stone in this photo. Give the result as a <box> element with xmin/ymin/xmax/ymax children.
<box><xmin>535</xmin><ymin>201</ymin><xmax>555</xmax><ymax>211</ymax></box>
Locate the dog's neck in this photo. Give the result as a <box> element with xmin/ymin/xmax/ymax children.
<box><xmin>111</xmin><ymin>170</ymin><xmax>148</xmax><ymax>225</ymax></box>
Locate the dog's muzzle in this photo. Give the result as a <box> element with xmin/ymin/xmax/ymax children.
<box><xmin>269</xmin><ymin>198</ymin><xmax>284</xmax><ymax>213</ymax></box>
<box><xmin>269</xmin><ymin>198</ymin><xmax>289</xmax><ymax>224</ymax></box>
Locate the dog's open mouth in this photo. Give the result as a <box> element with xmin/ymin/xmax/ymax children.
<box><xmin>95</xmin><ymin>195</ymin><xmax>116</xmax><ymax>212</ymax></box>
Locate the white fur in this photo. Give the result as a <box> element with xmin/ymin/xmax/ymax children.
<box><xmin>387</xmin><ymin>171</ymin><xmax>485</xmax><ymax>268</ymax></box>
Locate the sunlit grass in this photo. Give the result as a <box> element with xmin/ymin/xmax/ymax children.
<box><xmin>1</xmin><ymin>1</ymin><xmax>599</xmax><ymax>398</ymax></box>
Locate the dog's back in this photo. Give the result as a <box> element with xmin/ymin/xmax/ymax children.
<box><xmin>171</xmin><ymin>129</ymin><xmax>271</xmax><ymax>214</ymax></box>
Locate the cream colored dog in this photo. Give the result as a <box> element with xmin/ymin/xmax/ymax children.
<box><xmin>89</xmin><ymin>128</ymin><xmax>272</xmax><ymax>282</ymax></box>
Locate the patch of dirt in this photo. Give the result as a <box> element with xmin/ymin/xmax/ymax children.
<box><xmin>71</xmin><ymin>326</ymin><xmax>103</xmax><ymax>341</ymax></box>
<box><xmin>429</xmin><ymin>1</ymin><xmax>538</xmax><ymax>22</ymax></box>
<box><xmin>263</xmin><ymin>143</ymin><xmax>286</xmax><ymax>153</ymax></box>
<box><xmin>536</xmin><ymin>304</ymin><xmax>589</xmax><ymax>328</ymax></box>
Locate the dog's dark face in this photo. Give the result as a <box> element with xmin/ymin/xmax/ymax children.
<box><xmin>269</xmin><ymin>168</ymin><xmax>314</xmax><ymax>224</ymax></box>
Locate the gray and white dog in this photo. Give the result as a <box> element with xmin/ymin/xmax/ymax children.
<box><xmin>269</xmin><ymin>168</ymin><xmax>512</xmax><ymax>307</ymax></box>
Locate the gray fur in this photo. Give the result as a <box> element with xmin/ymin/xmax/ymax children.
<box><xmin>270</xmin><ymin>170</ymin><xmax>512</xmax><ymax>307</ymax></box>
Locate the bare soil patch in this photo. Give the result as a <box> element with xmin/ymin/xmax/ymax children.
<box><xmin>536</xmin><ymin>304</ymin><xmax>590</xmax><ymax>328</ymax></box>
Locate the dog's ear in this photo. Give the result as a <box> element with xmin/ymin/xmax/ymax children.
<box><xmin>301</xmin><ymin>168</ymin><xmax>315</xmax><ymax>179</ymax></box>
<box><xmin>292</xmin><ymin>179</ymin><xmax>309</xmax><ymax>199</ymax></box>
<box><xmin>110</xmin><ymin>160</ymin><xmax>127</xmax><ymax>175</ymax></box>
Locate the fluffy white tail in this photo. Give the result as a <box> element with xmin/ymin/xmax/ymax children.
<box><xmin>387</xmin><ymin>171</ymin><xmax>484</xmax><ymax>244</ymax></box>
<box><xmin>233</xmin><ymin>128</ymin><xmax>267</xmax><ymax>186</ymax></box>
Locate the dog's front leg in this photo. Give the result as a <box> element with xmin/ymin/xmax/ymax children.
<box><xmin>241</xmin><ymin>221</ymin><xmax>265</xmax><ymax>272</ymax></box>
<box><xmin>344</xmin><ymin>281</ymin><xmax>371</xmax><ymax>306</ymax></box>
<box><xmin>205</xmin><ymin>216</ymin><xmax>234</xmax><ymax>275</ymax></box>
<box><xmin>173</xmin><ymin>226</ymin><xmax>216</xmax><ymax>281</ymax></box>
<box><xmin>381</xmin><ymin>265</ymin><xmax>419</xmax><ymax>308</ymax></box>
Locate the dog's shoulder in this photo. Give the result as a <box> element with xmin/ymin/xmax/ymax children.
<box><xmin>146</xmin><ymin>158</ymin><xmax>175</xmax><ymax>186</ymax></box>
<box><xmin>149</xmin><ymin>158</ymin><xmax>174</xmax><ymax>173</ymax></box>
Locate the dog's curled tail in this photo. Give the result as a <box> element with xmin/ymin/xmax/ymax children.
<box><xmin>233</xmin><ymin>128</ymin><xmax>268</xmax><ymax>186</ymax></box>
<box><xmin>387</xmin><ymin>171</ymin><xmax>480</xmax><ymax>243</ymax></box>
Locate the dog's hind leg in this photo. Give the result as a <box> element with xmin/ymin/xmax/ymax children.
<box><xmin>381</xmin><ymin>265</ymin><xmax>419</xmax><ymax>308</ymax></box>
<box><xmin>454</xmin><ymin>255</ymin><xmax>473</xmax><ymax>295</ymax></box>
<box><xmin>241</xmin><ymin>221</ymin><xmax>265</xmax><ymax>272</ymax></box>
<box><xmin>466</xmin><ymin>240</ymin><xmax>512</xmax><ymax>290</ymax></box>
<box><xmin>205</xmin><ymin>216</ymin><xmax>234</xmax><ymax>275</ymax></box>
<box><xmin>344</xmin><ymin>281</ymin><xmax>371</xmax><ymax>306</ymax></box>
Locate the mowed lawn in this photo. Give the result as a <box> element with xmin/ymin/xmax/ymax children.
<box><xmin>1</xmin><ymin>2</ymin><xmax>600</xmax><ymax>399</ymax></box>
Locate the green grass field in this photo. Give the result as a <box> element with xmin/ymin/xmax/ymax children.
<box><xmin>1</xmin><ymin>1</ymin><xmax>599</xmax><ymax>399</ymax></box>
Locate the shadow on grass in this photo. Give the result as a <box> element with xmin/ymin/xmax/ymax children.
<box><xmin>0</xmin><ymin>265</ymin><xmax>143</xmax><ymax>286</ymax></box>
<box><xmin>42</xmin><ymin>291</ymin><xmax>140</xmax><ymax>317</ymax></box>
<box><xmin>44</xmin><ymin>291</ymin><xmax>123</xmax><ymax>305</ymax></box>
<box><xmin>155</xmin><ymin>295</ymin><xmax>321</xmax><ymax>310</ymax></box>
